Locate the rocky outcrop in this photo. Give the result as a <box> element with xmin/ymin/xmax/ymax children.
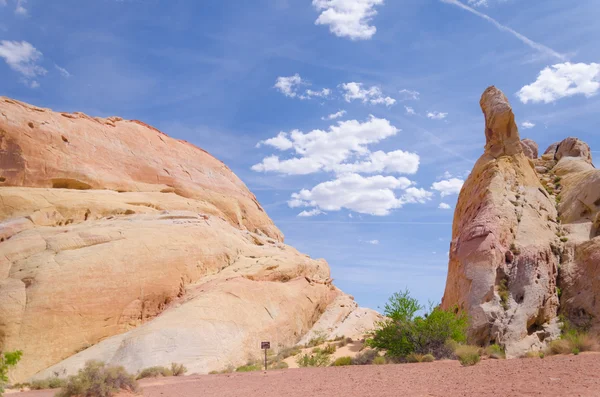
<box><xmin>0</xmin><ymin>97</ymin><xmax>379</xmax><ymax>381</ymax></box>
<box><xmin>442</xmin><ymin>87</ymin><xmax>561</xmax><ymax>356</ymax></box>
<box><xmin>521</xmin><ymin>139</ymin><xmax>539</xmax><ymax>160</ymax></box>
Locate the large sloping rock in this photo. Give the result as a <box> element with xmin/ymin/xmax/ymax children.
<box><xmin>0</xmin><ymin>97</ymin><xmax>378</xmax><ymax>381</ymax></box>
<box><xmin>442</xmin><ymin>87</ymin><xmax>561</xmax><ymax>356</ymax></box>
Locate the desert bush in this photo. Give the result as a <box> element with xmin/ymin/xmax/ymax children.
<box><xmin>332</xmin><ymin>357</ymin><xmax>353</xmax><ymax>366</ymax></box>
<box><xmin>572</xmin><ymin>347</ymin><xmax>580</xmax><ymax>355</ymax></box>
<box><xmin>332</xmin><ymin>335</ymin><xmax>345</xmax><ymax>342</ymax></box>
<box><xmin>373</xmin><ymin>356</ymin><xmax>387</xmax><ymax>365</ymax></box>
<box><xmin>30</xmin><ymin>377</ymin><xmax>66</xmax><ymax>390</ymax></box>
<box><xmin>485</xmin><ymin>344</ymin><xmax>505</xmax><ymax>359</ymax></box>
<box><xmin>270</xmin><ymin>361</ymin><xmax>288</xmax><ymax>370</ymax></box>
<box><xmin>311</xmin><ymin>347</ymin><xmax>321</xmax><ymax>354</ymax></box>
<box><xmin>566</xmin><ymin>333</ymin><xmax>600</xmax><ymax>352</ymax></box>
<box><xmin>455</xmin><ymin>345</ymin><xmax>481</xmax><ymax>367</ymax></box>
<box><xmin>422</xmin><ymin>354</ymin><xmax>435</xmax><ymax>362</ymax></box>
<box><xmin>351</xmin><ymin>350</ymin><xmax>378</xmax><ymax>365</ymax></box>
<box><xmin>0</xmin><ymin>350</ymin><xmax>22</xmax><ymax>396</ymax></box>
<box><xmin>406</xmin><ymin>353</ymin><xmax>425</xmax><ymax>363</ymax></box>
<box><xmin>547</xmin><ymin>339</ymin><xmax>572</xmax><ymax>355</ymax></box>
<box><xmin>322</xmin><ymin>344</ymin><xmax>337</xmax><ymax>355</ymax></box>
<box><xmin>137</xmin><ymin>366</ymin><xmax>172</xmax><ymax>379</ymax></box>
<box><xmin>306</xmin><ymin>331</ymin><xmax>328</xmax><ymax>348</ymax></box>
<box><xmin>170</xmin><ymin>363</ymin><xmax>187</xmax><ymax>376</ymax></box>
<box><xmin>296</xmin><ymin>352</ymin><xmax>331</xmax><ymax>368</ymax></box>
<box><xmin>367</xmin><ymin>289</ymin><xmax>468</xmax><ymax>360</ymax></box>
<box><xmin>236</xmin><ymin>363</ymin><xmax>262</xmax><ymax>372</ymax></box>
<box><xmin>56</xmin><ymin>360</ymin><xmax>138</xmax><ymax>397</ymax></box>
<box><xmin>274</xmin><ymin>346</ymin><xmax>301</xmax><ymax>362</ymax></box>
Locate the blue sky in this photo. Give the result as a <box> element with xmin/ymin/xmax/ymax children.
<box><xmin>1</xmin><ymin>0</ymin><xmax>599</xmax><ymax>311</ymax></box>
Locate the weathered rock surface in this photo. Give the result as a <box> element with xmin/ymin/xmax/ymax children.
<box><xmin>442</xmin><ymin>87</ymin><xmax>561</xmax><ymax>356</ymax></box>
<box><xmin>0</xmin><ymin>97</ymin><xmax>379</xmax><ymax>381</ymax></box>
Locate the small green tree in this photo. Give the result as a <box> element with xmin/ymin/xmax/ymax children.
<box><xmin>1</xmin><ymin>350</ymin><xmax>23</xmax><ymax>396</ymax></box>
<box><xmin>367</xmin><ymin>290</ymin><xmax>468</xmax><ymax>360</ymax></box>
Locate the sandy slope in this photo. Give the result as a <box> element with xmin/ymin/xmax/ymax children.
<box><xmin>11</xmin><ymin>353</ymin><xmax>600</xmax><ymax>397</ymax></box>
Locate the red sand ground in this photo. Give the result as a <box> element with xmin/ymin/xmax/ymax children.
<box><xmin>12</xmin><ymin>353</ymin><xmax>600</xmax><ymax>397</ymax></box>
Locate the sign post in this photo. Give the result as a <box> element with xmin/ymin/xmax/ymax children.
<box><xmin>261</xmin><ymin>341</ymin><xmax>270</xmax><ymax>371</ymax></box>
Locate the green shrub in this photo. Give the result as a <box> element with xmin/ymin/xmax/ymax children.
<box><xmin>270</xmin><ymin>361</ymin><xmax>288</xmax><ymax>370</ymax></box>
<box><xmin>30</xmin><ymin>377</ymin><xmax>66</xmax><ymax>390</ymax></box>
<box><xmin>274</xmin><ymin>346</ymin><xmax>301</xmax><ymax>361</ymax></box>
<box><xmin>547</xmin><ymin>339</ymin><xmax>571</xmax><ymax>355</ymax></box>
<box><xmin>170</xmin><ymin>363</ymin><xmax>187</xmax><ymax>376</ymax></box>
<box><xmin>137</xmin><ymin>366</ymin><xmax>172</xmax><ymax>379</ymax></box>
<box><xmin>332</xmin><ymin>357</ymin><xmax>353</xmax><ymax>366</ymax></box>
<box><xmin>498</xmin><ymin>278</ymin><xmax>510</xmax><ymax>310</ymax></box>
<box><xmin>367</xmin><ymin>289</ymin><xmax>468</xmax><ymax>360</ymax></box>
<box><xmin>351</xmin><ymin>350</ymin><xmax>378</xmax><ymax>365</ymax></box>
<box><xmin>296</xmin><ymin>352</ymin><xmax>331</xmax><ymax>367</ymax></box>
<box><xmin>236</xmin><ymin>363</ymin><xmax>262</xmax><ymax>372</ymax></box>
<box><xmin>572</xmin><ymin>347</ymin><xmax>580</xmax><ymax>355</ymax></box>
<box><xmin>373</xmin><ymin>356</ymin><xmax>387</xmax><ymax>365</ymax></box>
<box><xmin>0</xmin><ymin>350</ymin><xmax>22</xmax><ymax>396</ymax></box>
<box><xmin>322</xmin><ymin>344</ymin><xmax>336</xmax><ymax>355</ymax></box>
<box><xmin>485</xmin><ymin>344</ymin><xmax>505</xmax><ymax>359</ymax></box>
<box><xmin>422</xmin><ymin>354</ymin><xmax>435</xmax><ymax>362</ymax></box>
<box><xmin>56</xmin><ymin>360</ymin><xmax>138</xmax><ymax>397</ymax></box>
<box><xmin>311</xmin><ymin>347</ymin><xmax>321</xmax><ymax>354</ymax></box>
<box><xmin>306</xmin><ymin>331</ymin><xmax>328</xmax><ymax>348</ymax></box>
<box><xmin>406</xmin><ymin>353</ymin><xmax>426</xmax><ymax>363</ymax></box>
<box><xmin>455</xmin><ymin>345</ymin><xmax>481</xmax><ymax>366</ymax></box>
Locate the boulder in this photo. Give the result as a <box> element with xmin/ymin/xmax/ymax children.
<box><xmin>521</xmin><ymin>139</ymin><xmax>539</xmax><ymax>159</ymax></box>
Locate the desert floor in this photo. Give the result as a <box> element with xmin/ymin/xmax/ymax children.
<box><xmin>12</xmin><ymin>353</ymin><xmax>600</xmax><ymax>397</ymax></box>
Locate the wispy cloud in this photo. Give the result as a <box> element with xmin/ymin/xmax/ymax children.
<box><xmin>427</xmin><ymin>111</ymin><xmax>448</xmax><ymax>120</ymax></box>
<box><xmin>55</xmin><ymin>64</ymin><xmax>71</xmax><ymax>78</ymax></box>
<box><xmin>0</xmin><ymin>40</ymin><xmax>47</xmax><ymax>87</ymax></box>
<box><xmin>322</xmin><ymin>110</ymin><xmax>346</xmax><ymax>120</ymax></box>
<box><xmin>440</xmin><ymin>0</ymin><xmax>566</xmax><ymax>61</ymax></box>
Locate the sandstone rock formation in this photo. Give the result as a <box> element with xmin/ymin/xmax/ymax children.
<box><xmin>0</xmin><ymin>97</ymin><xmax>378</xmax><ymax>382</ymax></box>
<box><xmin>442</xmin><ymin>87</ymin><xmax>561</xmax><ymax>356</ymax></box>
<box><xmin>521</xmin><ymin>139</ymin><xmax>539</xmax><ymax>160</ymax></box>
<box><xmin>442</xmin><ymin>86</ymin><xmax>600</xmax><ymax>356</ymax></box>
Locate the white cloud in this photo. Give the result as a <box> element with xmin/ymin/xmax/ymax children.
<box><xmin>274</xmin><ymin>74</ymin><xmax>331</xmax><ymax>100</ymax></box>
<box><xmin>364</xmin><ymin>239</ymin><xmax>380</xmax><ymax>245</ymax></box>
<box><xmin>55</xmin><ymin>64</ymin><xmax>71</xmax><ymax>78</ymax></box>
<box><xmin>312</xmin><ymin>0</ymin><xmax>384</xmax><ymax>40</ymax></box>
<box><xmin>253</xmin><ymin>116</ymin><xmax>419</xmax><ymax>175</ymax></box>
<box><xmin>517</xmin><ymin>63</ymin><xmax>600</xmax><ymax>104</ymax></box>
<box><xmin>432</xmin><ymin>178</ymin><xmax>464</xmax><ymax>197</ymax></box>
<box><xmin>440</xmin><ymin>0</ymin><xmax>566</xmax><ymax>61</ymax></box>
<box><xmin>302</xmin><ymin>88</ymin><xmax>331</xmax><ymax>99</ymax></box>
<box><xmin>521</xmin><ymin>121</ymin><xmax>535</xmax><ymax>129</ymax></box>
<box><xmin>0</xmin><ymin>41</ymin><xmax>47</xmax><ymax>87</ymax></box>
<box><xmin>15</xmin><ymin>0</ymin><xmax>26</xmax><ymax>15</ymax></box>
<box><xmin>427</xmin><ymin>111</ymin><xmax>448</xmax><ymax>120</ymax></box>
<box><xmin>256</xmin><ymin>132</ymin><xmax>294</xmax><ymax>150</ymax></box>
<box><xmin>322</xmin><ymin>110</ymin><xmax>347</xmax><ymax>120</ymax></box>
<box><xmin>467</xmin><ymin>0</ymin><xmax>488</xmax><ymax>6</ymax></box>
<box><xmin>404</xmin><ymin>106</ymin><xmax>416</xmax><ymax>115</ymax></box>
<box><xmin>340</xmin><ymin>82</ymin><xmax>396</xmax><ymax>106</ymax></box>
<box><xmin>274</xmin><ymin>74</ymin><xmax>305</xmax><ymax>97</ymax></box>
<box><xmin>289</xmin><ymin>173</ymin><xmax>430</xmax><ymax>216</ymax></box>
<box><xmin>399</xmin><ymin>89</ymin><xmax>420</xmax><ymax>100</ymax></box>
<box><xmin>439</xmin><ymin>202</ymin><xmax>452</xmax><ymax>210</ymax></box>
<box><xmin>298</xmin><ymin>209</ymin><xmax>325</xmax><ymax>217</ymax></box>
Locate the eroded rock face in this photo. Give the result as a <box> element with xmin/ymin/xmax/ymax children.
<box><xmin>0</xmin><ymin>97</ymin><xmax>378</xmax><ymax>381</ymax></box>
<box><xmin>442</xmin><ymin>87</ymin><xmax>561</xmax><ymax>356</ymax></box>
